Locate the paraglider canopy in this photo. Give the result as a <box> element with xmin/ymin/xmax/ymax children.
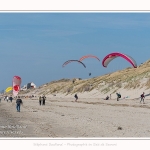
<box><xmin>79</xmin><ymin>55</ymin><xmax>100</xmax><ymax>62</ymax></box>
<box><xmin>62</xmin><ymin>60</ymin><xmax>86</xmax><ymax>68</ymax></box>
<box><xmin>5</xmin><ymin>86</ymin><xmax>13</xmax><ymax>93</ymax></box>
<box><xmin>102</xmin><ymin>52</ymin><xmax>137</xmax><ymax>68</ymax></box>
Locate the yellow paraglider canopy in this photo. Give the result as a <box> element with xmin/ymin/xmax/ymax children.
<box><xmin>5</xmin><ymin>87</ymin><xmax>13</xmax><ymax>93</ymax></box>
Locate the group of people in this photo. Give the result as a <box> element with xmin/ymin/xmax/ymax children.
<box><xmin>15</xmin><ymin>95</ymin><xmax>47</xmax><ymax>112</ymax></box>
<box><xmin>16</xmin><ymin>92</ymin><xmax>145</xmax><ymax>112</ymax></box>
<box><xmin>104</xmin><ymin>92</ymin><xmax>146</xmax><ymax>103</ymax></box>
<box><xmin>1</xmin><ymin>90</ymin><xmax>146</xmax><ymax>113</ymax></box>
<box><xmin>4</xmin><ymin>96</ymin><xmax>13</xmax><ymax>102</ymax></box>
<box><xmin>39</xmin><ymin>95</ymin><xmax>46</xmax><ymax>105</ymax></box>
<box><xmin>1</xmin><ymin>94</ymin><xmax>47</xmax><ymax>112</ymax></box>
<box><xmin>16</xmin><ymin>95</ymin><xmax>47</xmax><ymax>112</ymax></box>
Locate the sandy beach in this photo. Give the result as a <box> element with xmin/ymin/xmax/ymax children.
<box><xmin>1</xmin><ymin>96</ymin><xmax>150</xmax><ymax>138</ymax></box>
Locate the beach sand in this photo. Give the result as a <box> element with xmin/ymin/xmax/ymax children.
<box><xmin>0</xmin><ymin>97</ymin><xmax>150</xmax><ymax>138</ymax></box>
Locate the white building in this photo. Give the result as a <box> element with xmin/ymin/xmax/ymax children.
<box><xmin>21</xmin><ymin>82</ymin><xmax>36</xmax><ymax>91</ymax></box>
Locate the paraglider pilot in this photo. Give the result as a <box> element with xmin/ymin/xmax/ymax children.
<box><xmin>74</xmin><ymin>94</ymin><xmax>78</xmax><ymax>102</ymax></box>
<box><xmin>105</xmin><ymin>95</ymin><xmax>109</xmax><ymax>100</ymax></box>
<box><xmin>140</xmin><ymin>92</ymin><xmax>145</xmax><ymax>104</ymax></box>
<box><xmin>116</xmin><ymin>93</ymin><xmax>121</xmax><ymax>101</ymax></box>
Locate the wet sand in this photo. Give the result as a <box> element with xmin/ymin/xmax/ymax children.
<box><xmin>0</xmin><ymin>97</ymin><xmax>150</xmax><ymax>138</ymax></box>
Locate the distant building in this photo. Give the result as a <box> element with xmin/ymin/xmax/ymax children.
<box><xmin>21</xmin><ymin>82</ymin><xmax>36</xmax><ymax>91</ymax></box>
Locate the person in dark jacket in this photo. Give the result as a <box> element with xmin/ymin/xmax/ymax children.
<box><xmin>105</xmin><ymin>95</ymin><xmax>109</xmax><ymax>100</ymax></box>
<box><xmin>140</xmin><ymin>92</ymin><xmax>145</xmax><ymax>104</ymax></box>
<box><xmin>116</xmin><ymin>93</ymin><xmax>121</xmax><ymax>101</ymax></box>
<box><xmin>39</xmin><ymin>96</ymin><xmax>42</xmax><ymax>105</ymax></box>
<box><xmin>9</xmin><ymin>96</ymin><xmax>13</xmax><ymax>102</ymax></box>
<box><xmin>42</xmin><ymin>95</ymin><xmax>46</xmax><ymax>105</ymax></box>
<box><xmin>16</xmin><ymin>96</ymin><xmax>23</xmax><ymax>112</ymax></box>
<box><xmin>74</xmin><ymin>94</ymin><xmax>78</xmax><ymax>102</ymax></box>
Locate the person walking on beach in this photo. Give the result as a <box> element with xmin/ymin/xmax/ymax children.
<box><xmin>9</xmin><ymin>96</ymin><xmax>13</xmax><ymax>102</ymax></box>
<box><xmin>4</xmin><ymin>96</ymin><xmax>7</xmax><ymax>101</ymax></box>
<box><xmin>39</xmin><ymin>96</ymin><xmax>42</xmax><ymax>105</ymax></box>
<box><xmin>74</xmin><ymin>94</ymin><xmax>78</xmax><ymax>102</ymax></box>
<box><xmin>6</xmin><ymin>96</ymin><xmax>9</xmax><ymax>102</ymax></box>
<box><xmin>140</xmin><ymin>92</ymin><xmax>145</xmax><ymax>104</ymax></box>
<box><xmin>116</xmin><ymin>93</ymin><xmax>121</xmax><ymax>101</ymax></box>
<box><xmin>42</xmin><ymin>95</ymin><xmax>46</xmax><ymax>105</ymax></box>
<box><xmin>16</xmin><ymin>96</ymin><xmax>23</xmax><ymax>112</ymax></box>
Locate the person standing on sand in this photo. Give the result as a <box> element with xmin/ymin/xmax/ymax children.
<box><xmin>39</xmin><ymin>96</ymin><xmax>42</xmax><ymax>105</ymax></box>
<box><xmin>6</xmin><ymin>96</ymin><xmax>9</xmax><ymax>102</ymax></box>
<box><xmin>16</xmin><ymin>96</ymin><xmax>23</xmax><ymax>112</ymax></box>
<box><xmin>42</xmin><ymin>95</ymin><xmax>46</xmax><ymax>105</ymax></box>
<box><xmin>116</xmin><ymin>93</ymin><xmax>121</xmax><ymax>101</ymax></box>
<box><xmin>9</xmin><ymin>96</ymin><xmax>13</xmax><ymax>102</ymax></box>
<box><xmin>4</xmin><ymin>96</ymin><xmax>6</xmax><ymax>101</ymax></box>
<box><xmin>74</xmin><ymin>94</ymin><xmax>78</xmax><ymax>102</ymax></box>
<box><xmin>140</xmin><ymin>92</ymin><xmax>145</xmax><ymax>104</ymax></box>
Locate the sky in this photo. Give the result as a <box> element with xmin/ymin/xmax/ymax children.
<box><xmin>0</xmin><ymin>13</ymin><xmax>150</xmax><ymax>91</ymax></box>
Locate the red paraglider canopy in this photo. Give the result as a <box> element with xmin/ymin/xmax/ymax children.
<box><xmin>79</xmin><ymin>55</ymin><xmax>100</xmax><ymax>62</ymax></box>
<box><xmin>102</xmin><ymin>52</ymin><xmax>137</xmax><ymax>68</ymax></box>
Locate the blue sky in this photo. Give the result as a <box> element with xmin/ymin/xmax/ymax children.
<box><xmin>0</xmin><ymin>13</ymin><xmax>150</xmax><ymax>90</ymax></box>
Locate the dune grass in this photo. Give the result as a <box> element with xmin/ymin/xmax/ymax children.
<box><xmin>19</xmin><ymin>60</ymin><xmax>150</xmax><ymax>96</ymax></box>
